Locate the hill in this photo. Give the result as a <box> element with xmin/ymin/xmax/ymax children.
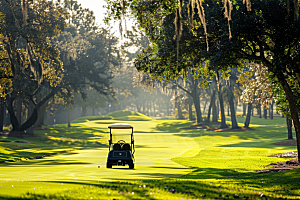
<box><xmin>72</xmin><ymin>110</ymin><xmax>152</xmax><ymax>123</ymax></box>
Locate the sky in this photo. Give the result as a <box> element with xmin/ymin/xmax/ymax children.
<box><xmin>77</xmin><ymin>0</ymin><xmax>134</xmax><ymax>37</ymax></box>
<box><xmin>77</xmin><ymin>0</ymin><xmax>107</xmax><ymax>25</ymax></box>
<box><xmin>77</xmin><ymin>0</ymin><xmax>138</xmax><ymax>51</ymax></box>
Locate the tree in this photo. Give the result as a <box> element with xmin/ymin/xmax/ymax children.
<box><xmin>202</xmin><ymin>0</ymin><xmax>300</xmax><ymax>161</ymax></box>
<box><xmin>239</xmin><ymin>64</ymin><xmax>274</xmax><ymax>128</ymax></box>
<box><xmin>1</xmin><ymin>0</ymin><xmax>66</xmax><ymax>133</ymax></box>
<box><xmin>43</xmin><ymin>0</ymin><xmax>120</xmax><ymax>127</ymax></box>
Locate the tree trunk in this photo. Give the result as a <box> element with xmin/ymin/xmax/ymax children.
<box><xmin>263</xmin><ymin>107</ymin><xmax>268</xmax><ymax>119</ymax></box>
<box><xmin>81</xmin><ymin>106</ymin><xmax>87</xmax><ymax>117</ymax></box>
<box><xmin>26</xmin><ymin>100</ymin><xmax>35</xmax><ymax>135</ymax></box>
<box><xmin>242</xmin><ymin>103</ymin><xmax>246</xmax><ymax>117</ymax></box>
<box><xmin>0</xmin><ymin>98</ymin><xmax>4</xmax><ymax>132</ymax></box>
<box><xmin>227</xmin><ymin>106</ymin><xmax>230</xmax><ymax>116</ymax></box>
<box><xmin>229</xmin><ymin>99</ymin><xmax>239</xmax><ymax>129</ymax></box>
<box><xmin>177</xmin><ymin>102</ymin><xmax>183</xmax><ymax>119</ymax></box>
<box><xmin>6</xmin><ymin>98</ymin><xmax>20</xmax><ymax>132</ymax></box>
<box><xmin>216</xmin><ymin>72</ymin><xmax>228</xmax><ymax>128</ymax></box>
<box><xmin>202</xmin><ymin>98</ymin><xmax>208</xmax><ymax>117</ymax></box>
<box><xmin>216</xmin><ymin>100</ymin><xmax>219</xmax><ymax>119</ymax></box>
<box><xmin>35</xmin><ymin>101</ymin><xmax>47</xmax><ymax>128</ymax></box>
<box><xmin>7</xmin><ymin>88</ymin><xmax>58</xmax><ymax>132</ymax></box>
<box><xmin>276</xmin><ymin>73</ymin><xmax>300</xmax><ymax>162</ymax></box>
<box><xmin>287</xmin><ymin>117</ymin><xmax>293</xmax><ymax>140</ymax></box>
<box><xmin>68</xmin><ymin>105</ymin><xmax>71</xmax><ymax>127</ymax></box>
<box><xmin>228</xmin><ymin>77</ymin><xmax>239</xmax><ymax>129</ymax></box>
<box><xmin>244</xmin><ymin>103</ymin><xmax>252</xmax><ymax>128</ymax></box>
<box><xmin>206</xmin><ymin>87</ymin><xmax>217</xmax><ymax>123</ymax></box>
<box><xmin>153</xmin><ymin>101</ymin><xmax>156</xmax><ymax>117</ymax></box>
<box><xmin>188</xmin><ymin>95</ymin><xmax>194</xmax><ymax>121</ymax></box>
<box><xmin>212</xmin><ymin>98</ymin><xmax>218</xmax><ymax>122</ymax></box>
<box><xmin>206</xmin><ymin>92</ymin><xmax>213</xmax><ymax>123</ymax></box>
<box><xmin>4</xmin><ymin>105</ymin><xmax>10</xmax><ymax>126</ymax></box>
<box><xmin>45</xmin><ymin>109</ymin><xmax>51</xmax><ymax>125</ymax></box>
<box><xmin>147</xmin><ymin>101</ymin><xmax>150</xmax><ymax>116</ymax></box>
<box><xmin>16</xmin><ymin>97</ymin><xmax>22</xmax><ymax>125</ymax></box>
<box><xmin>270</xmin><ymin>102</ymin><xmax>274</xmax><ymax>119</ymax></box>
<box><xmin>258</xmin><ymin>104</ymin><xmax>262</xmax><ymax>118</ymax></box>
<box><xmin>192</xmin><ymin>92</ymin><xmax>203</xmax><ymax>124</ymax></box>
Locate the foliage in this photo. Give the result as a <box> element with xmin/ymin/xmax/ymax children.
<box><xmin>55</xmin><ymin>27</ymin><xmax>118</xmax><ymax>103</ymax></box>
<box><xmin>238</xmin><ymin>64</ymin><xmax>273</xmax><ymax>107</ymax></box>
<box><xmin>0</xmin><ymin>0</ymin><xmax>66</xmax><ymax>131</ymax></box>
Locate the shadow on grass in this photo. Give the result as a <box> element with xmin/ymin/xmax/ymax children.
<box><xmin>219</xmin><ymin>141</ymin><xmax>296</xmax><ymax>149</ymax></box>
<box><xmin>5</xmin><ymin>168</ymin><xmax>299</xmax><ymax>200</ymax></box>
<box><xmin>0</xmin><ymin>124</ymin><xmax>109</xmax><ymax>163</ymax></box>
<box><xmin>173</xmin><ymin>126</ymin><xmax>296</xmax><ymax>149</ymax></box>
<box><xmin>110</xmin><ymin>167</ymin><xmax>135</xmax><ymax>170</ymax></box>
<box><xmin>151</xmin><ymin>121</ymin><xmax>194</xmax><ymax>133</ymax></box>
<box><xmin>94</xmin><ymin>121</ymin><xmax>119</xmax><ymax>125</ymax></box>
<box><xmin>150</xmin><ymin>166</ymin><xmax>188</xmax><ymax>170</ymax></box>
<box><xmin>1</xmin><ymin>158</ymin><xmax>91</xmax><ymax>166</ymax></box>
<box><xmin>180</xmin><ymin>167</ymin><xmax>300</xmax><ymax>194</ymax></box>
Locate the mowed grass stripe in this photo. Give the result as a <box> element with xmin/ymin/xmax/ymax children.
<box><xmin>0</xmin><ymin>115</ymin><xmax>299</xmax><ymax>199</ymax></box>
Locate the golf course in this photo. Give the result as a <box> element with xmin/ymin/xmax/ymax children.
<box><xmin>0</xmin><ymin>111</ymin><xmax>299</xmax><ymax>199</ymax></box>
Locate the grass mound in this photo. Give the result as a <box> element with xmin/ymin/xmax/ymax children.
<box><xmin>72</xmin><ymin>110</ymin><xmax>152</xmax><ymax>123</ymax></box>
<box><xmin>106</xmin><ymin>110</ymin><xmax>152</xmax><ymax>121</ymax></box>
<box><xmin>72</xmin><ymin>116</ymin><xmax>112</xmax><ymax>123</ymax></box>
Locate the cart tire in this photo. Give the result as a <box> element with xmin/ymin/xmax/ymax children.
<box><xmin>129</xmin><ymin>162</ymin><xmax>134</xmax><ymax>169</ymax></box>
<box><xmin>106</xmin><ymin>161</ymin><xmax>112</xmax><ymax>168</ymax></box>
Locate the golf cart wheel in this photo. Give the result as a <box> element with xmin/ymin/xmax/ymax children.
<box><xmin>106</xmin><ymin>161</ymin><xmax>112</xmax><ymax>168</ymax></box>
<box><xmin>129</xmin><ymin>162</ymin><xmax>134</xmax><ymax>169</ymax></box>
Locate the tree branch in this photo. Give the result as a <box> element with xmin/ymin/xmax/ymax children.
<box><xmin>176</xmin><ymin>82</ymin><xmax>192</xmax><ymax>96</ymax></box>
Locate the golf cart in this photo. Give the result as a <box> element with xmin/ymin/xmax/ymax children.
<box><xmin>106</xmin><ymin>123</ymin><xmax>135</xmax><ymax>169</ymax></box>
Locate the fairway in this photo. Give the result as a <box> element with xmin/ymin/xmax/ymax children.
<box><xmin>0</xmin><ymin>117</ymin><xmax>299</xmax><ymax>199</ymax></box>
<box><xmin>0</xmin><ymin>120</ymin><xmax>199</xmax><ymax>197</ymax></box>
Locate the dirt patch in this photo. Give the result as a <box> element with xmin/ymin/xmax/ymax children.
<box><xmin>215</xmin><ymin>127</ymin><xmax>255</xmax><ymax>132</ymax></box>
<box><xmin>256</xmin><ymin>151</ymin><xmax>299</xmax><ymax>173</ymax></box>
<box><xmin>274</xmin><ymin>139</ymin><xmax>297</xmax><ymax>146</ymax></box>
<box><xmin>256</xmin><ymin>158</ymin><xmax>299</xmax><ymax>173</ymax></box>
<box><xmin>181</xmin><ymin>125</ymin><xmax>255</xmax><ymax>132</ymax></box>
<box><xmin>210</xmin><ymin>122</ymin><xmax>222</xmax><ymax>125</ymax></box>
<box><xmin>269</xmin><ymin>151</ymin><xmax>298</xmax><ymax>158</ymax></box>
<box><xmin>181</xmin><ymin>125</ymin><xmax>218</xmax><ymax>131</ymax></box>
<box><xmin>33</xmin><ymin>127</ymin><xmax>49</xmax><ymax>130</ymax></box>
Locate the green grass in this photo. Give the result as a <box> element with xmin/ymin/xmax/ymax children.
<box><xmin>223</xmin><ymin>115</ymin><xmax>288</xmax><ymax>127</ymax></box>
<box><xmin>0</xmin><ymin>114</ymin><xmax>299</xmax><ymax>199</ymax></box>
<box><xmin>0</xmin><ymin>123</ymin><xmax>107</xmax><ymax>162</ymax></box>
<box><xmin>72</xmin><ymin>110</ymin><xmax>152</xmax><ymax>123</ymax></box>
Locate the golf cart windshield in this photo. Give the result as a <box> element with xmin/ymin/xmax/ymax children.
<box><xmin>108</xmin><ymin>123</ymin><xmax>134</xmax><ymax>153</ymax></box>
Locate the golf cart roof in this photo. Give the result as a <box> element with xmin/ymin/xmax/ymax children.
<box><xmin>108</xmin><ymin>123</ymin><xmax>133</xmax><ymax>129</ymax></box>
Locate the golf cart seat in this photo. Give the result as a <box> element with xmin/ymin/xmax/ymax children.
<box><xmin>113</xmin><ymin>143</ymin><xmax>122</xmax><ymax>150</ymax></box>
<box><xmin>122</xmin><ymin>143</ymin><xmax>131</xmax><ymax>151</ymax></box>
<box><xmin>107</xmin><ymin>123</ymin><xmax>135</xmax><ymax>169</ymax></box>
